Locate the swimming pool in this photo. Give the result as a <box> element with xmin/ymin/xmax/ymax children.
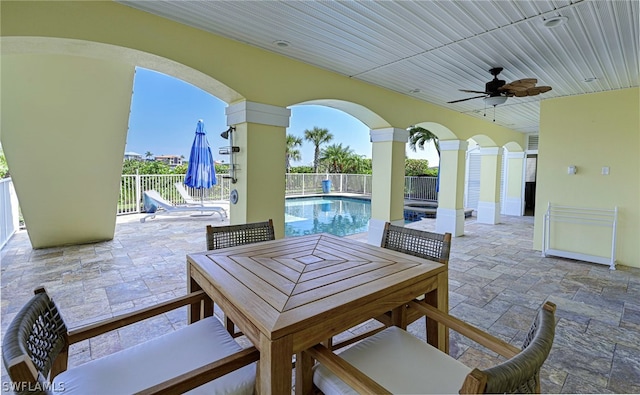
<box><xmin>285</xmin><ymin>196</ymin><xmax>371</xmax><ymax>237</ymax></box>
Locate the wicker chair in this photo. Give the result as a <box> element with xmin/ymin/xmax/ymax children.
<box><xmin>380</xmin><ymin>222</ymin><xmax>452</xmax><ymax>264</ymax></box>
<box><xmin>323</xmin><ymin>223</ymin><xmax>452</xmax><ymax>352</ymax></box>
<box><xmin>206</xmin><ymin>219</ymin><xmax>275</xmax><ymax>250</ymax></box>
<box><xmin>206</xmin><ymin>219</ymin><xmax>275</xmax><ymax>336</ymax></box>
<box><xmin>311</xmin><ymin>301</ymin><xmax>557</xmax><ymax>394</ymax></box>
<box><xmin>2</xmin><ymin>287</ymin><xmax>259</xmax><ymax>395</ymax></box>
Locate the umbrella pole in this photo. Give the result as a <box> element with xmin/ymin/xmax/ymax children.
<box><xmin>191</xmin><ymin>188</ymin><xmax>213</xmax><ymax>217</ymax></box>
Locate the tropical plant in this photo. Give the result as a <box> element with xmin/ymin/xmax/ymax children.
<box><xmin>145</xmin><ymin>151</ymin><xmax>154</xmax><ymax>159</ymax></box>
<box><xmin>285</xmin><ymin>134</ymin><xmax>303</xmax><ymax>172</ymax></box>
<box><xmin>122</xmin><ymin>159</ymin><xmax>171</xmax><ymax>175</ymax></box>
<box><xmin>303</xmin><ymin>126</ymin><xmax>333</xmax><ymax>173</ymax></box>
<box><xmin>320</xmin><ymin>143</ymin><xmax>355</xmax><ymax>173</ymax></box>
<box><xmin>408</xmin><ymin>126</ymin><xmax>440</xmax><ymax>158</ymax></box>
<box><xmin>0</xmin><ymin>149</ymin><xmax>8</xmax><ymax>178</ymax></box>
<box><xmin>288</xmin><ymin>166</ymin><xmax>314</xmax><ymax>173</ymax></box>
<box><xmin>405</xmin><ymin>159</ymin><xmax>432</xmax><ymax>176</ymax></box>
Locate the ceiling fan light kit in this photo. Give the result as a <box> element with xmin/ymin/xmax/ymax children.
<box><xmin>484</xmin><ymin>96</ymin><xmax>507</xmax><ymax>107</ymax></box>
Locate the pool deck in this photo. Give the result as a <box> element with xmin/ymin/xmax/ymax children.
<box><xmin>1</xmin><ymin>211</ymin><xmax>639</xmax><ymax>393</ymax></box>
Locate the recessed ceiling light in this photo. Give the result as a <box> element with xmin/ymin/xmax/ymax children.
<box><xmin>542</xmin><ymin>16</ymin><xmax>568</xmax><ymax>28</ymax></box>
<box><xmin>409</xmin><ymin>88</ymin><xmax>421</xmax><ymax>93</ymax></box>
<box><xmin>273</xmin><ymin>40</ymin><xmax>290</xmax><ymax>48</ymax></box>
<box><xmin>583</xmin><ymin>77</ymin><xmax>597</xmax><ymax>83</ymax></box>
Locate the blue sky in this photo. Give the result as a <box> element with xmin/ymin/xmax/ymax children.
<box><xmin>125</xmin><ymin>68</ymin><xmax>439</xmax><ymax>166</ymax></box>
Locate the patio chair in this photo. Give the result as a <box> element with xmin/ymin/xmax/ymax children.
<box><xmin>325</xmin><ymin>223</ymin><xmax>453</xmax><ymax>352</ymax></box>
<box><xmin>311</xmin><ymin>300</ymin><xmax>556</xmax><ymax>394</ymax></box>
<box><xmin>381</xmin><ymin>222</ymin><xmax>452</xmax><ymax>324</ymax></box>
<box><xmin>140</xmin><ymin>190</ymin><xmax>227</xmax><ymax>223</ymax></box>
<box><xmin>206</xmin><ymin>219</ymin><xmax>275</xmax><ymax>251</ymax></box>
<box><xmin>2</xmin><ymin>287</ymin><xmax>258</xmax><ymax>395</ymax></box>
<box><xmin>174</xmin><ymin>182</ymin><xmax>226</xmax><ymax>207</ymax></box>
<box><xmin>206</xmin><ymin>219</ymin><xmax>275</xmax><ymax>337</ymax></box>
<box><xmin>380</xmin><ymin>222</ymin><xmax>452</xmax><ymax>264</ymax></box>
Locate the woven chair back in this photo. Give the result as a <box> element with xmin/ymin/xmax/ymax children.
<box><xmin>206</xmin><ymin>219</ymin><xmax>275</xmax><ymax>250</ymax></box>
<box><xmin>2</xmin><ymin>289</ymin><xmax>68</xmax><ymax>392</ymax></box>
<box><xmin>380</xmin><ymin>223</ymin><xmax>451</xmax><ymax>264</ymax></box>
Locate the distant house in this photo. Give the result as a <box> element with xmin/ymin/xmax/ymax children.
<box><xmin>124</xmin><ymin>151</ymin><xmax>143</xmax><ymax>161</ymax></box>
<box><xmin>155</xmin><ymin>155</ymin><xmax>183</xmax><ymax>168</ymax></box>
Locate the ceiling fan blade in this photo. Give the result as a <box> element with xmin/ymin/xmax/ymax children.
<box><xmin>447</xmin><ymin>95</ymin><xmax>486</xmax><ymax>104</ymax></box>
<box><xmin>504</xmin><ymin>78</ymin><xmax>537</xmax><ymax>90</ymax></box>
<box><xmin>524</xmin><ymin>86</ymin><xmax>553</xmax><ymax>96</ymax></box>
<box><xmin>459</xmin><ymin>89</ymin><xmax>489</xmax><ymax>94</ymax></box>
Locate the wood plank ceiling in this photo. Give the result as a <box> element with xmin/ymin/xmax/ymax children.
<box><xmin>120</xmin><ymin>0</ymin><xmax>638</xmax><ymax>134</ymax></box>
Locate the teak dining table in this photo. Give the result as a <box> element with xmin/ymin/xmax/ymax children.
<box><xmin>187</xmin><ymin>233</ymin><xmax>448</xmax><ymax>395</ymax></box>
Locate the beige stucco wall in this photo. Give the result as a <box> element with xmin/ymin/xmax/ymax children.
<box><xmin>534</xmin><ymin>88</ymin><xmax>640</xmax><ymax>268</ymax></box>
<box><xmin>1</xmin><ymin>54</ymin><xmax>134</xmax><ymax>247</ymax></box>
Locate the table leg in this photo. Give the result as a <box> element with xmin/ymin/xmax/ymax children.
<box><xmin>295</xmin><ymin>350</ymin><xmax>314</xmax><ymax>395</ymax></box>
<box><xmin>425</xmin><ymin>270</ymin><xmax>449</xmax><ymax>353</ymax></box>
<box><xmin>391</xmin><ymin>305</ymin><xmax>408</xmax><ymax>329</ymax></box>
<box><xmin>188</xmin><ymin>276</ymin><xmax>213</xmax><ymax>324</ymax></box>
<box><xmin>259</xmin><ymin>332</ymin><xmax>293</xmax><ymax>395</ymax></box>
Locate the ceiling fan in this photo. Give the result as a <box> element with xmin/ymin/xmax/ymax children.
<box><xmin>447</xmin><ymin>67</ymin><xmax>552</xmax><ymax>106</ymax></box>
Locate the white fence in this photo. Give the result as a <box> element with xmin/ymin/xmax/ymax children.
<box><xmin>285</xmin><ymin>173</ymin><xmax>372</xmax><ymax>196</ymax></box>
<box><xmin>0</xmin><ymin>178</ymin><xmax>20</xmax><ymax>249</ymax></box>
<box><xmin>119</xmin><ymin>173</ymin><xmax>234</xmax><ymax>215</ymax></box>
<box><xmin>404</xmin><ymin>176</ymin><xmax>438</xmax><ymax>201</ymax></box>
<box><xmin>0</xmin><ymin>175</ymin><xmax>438</xmax><ymax>237</ymax></box>
<box><xmin>116</xmin><ymin>173</ymin><xmax>437</xmax><ymax>215</ymax></box>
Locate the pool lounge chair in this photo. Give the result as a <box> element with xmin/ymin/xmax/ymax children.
<box><xmin>174</xmin><ymin>182</ymin><xmax>227</xmax><ymax>206</ymax></box>
<box><xmin>141</xmin><ymin>190</ymin><xmax>227</xmax><ymax>223</ymax></box>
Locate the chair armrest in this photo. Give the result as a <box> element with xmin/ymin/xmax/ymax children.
<box><xmin>306</xmin><ymin>344</ymin><xmax>392</xmax><ymax>395</ymax></box>
<box><xmin>68</xmin><ymin>291</ymin><xmax>206</xmax><ymax>344</ymax></box>
<box><xmin>133</xmin><ymin>346</ymin><xmax>259</xmax><ymax>395</ymax></box>
<box><xmin>408</xmin><ymin>301</ymin><xmax>520</xmax><ymax>358</ymax></box>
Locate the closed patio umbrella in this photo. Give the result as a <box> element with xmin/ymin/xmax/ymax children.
<box><xmin>184</xmin><ymin>120</ymin><xmax>216</xmax><ymax>205</ymax></box>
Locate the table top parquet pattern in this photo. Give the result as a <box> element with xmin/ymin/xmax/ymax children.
<box><xmin>188</xmin><ymin>233</ymin><xmax>444</xmax><ymax>336</ymax></box>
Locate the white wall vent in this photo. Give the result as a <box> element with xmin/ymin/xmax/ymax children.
<box><xmin>526</xmin><ymin>134</ymin><xmax>539</xmax><ymax>152</ymax></box>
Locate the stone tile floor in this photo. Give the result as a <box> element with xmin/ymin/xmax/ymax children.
<box><xmin>1</xmin><ymin>212</ymin><xmax>639</xmax><ymax>393</ymax></box>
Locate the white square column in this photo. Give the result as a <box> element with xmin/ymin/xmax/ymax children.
<box><xmin>477</xmin><ymin>147</ymin><xmax>502</xmax><ymax>224</ymax></box>
<box><xmin>503</xmin><ymin>152</ymin><xmax>526</xmax><ymax>216</ymax></box>
<box><xmin>435</xmin><ymin>140</ymin><xmax>468</xmax><ymax>236</ymax></box>
<box><xmin>367</xmin><ymin>128</ymin><xmax>409</xmax><ymax>245</ymax></box>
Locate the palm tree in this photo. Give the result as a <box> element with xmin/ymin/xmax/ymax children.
<box><xmin>285</xmin><ymin>134</ymin><xmax>303</xmax><ymax>172</ymax></box>
<box><xmin>320</xmin><ymin>143</ymin><xmax>354</xmax><ymax>173</ymax></box>
<box><xmin>408</xmin><ymin>126</ymin><xmax>440</xmax><ymax>158</ymax></box>
<box><xmin>145</xmin><ymin>151</ymin><xmax>154</xmax><ymax>161</ymax></box>
<box><xmin>303</xmin><ymin>126</ymin><xmax>333</xmax><ymax>173</ymax></box>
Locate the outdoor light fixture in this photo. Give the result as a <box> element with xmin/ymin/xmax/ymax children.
<box><xmin>219</xmin><ymin>126</ymin><xmax>239</xmax><ymax>184</ymax></box>
<box><xmin>220</xmin><ymin>126</ymin><xmax>235</xmax><ymax>140</ymax></box>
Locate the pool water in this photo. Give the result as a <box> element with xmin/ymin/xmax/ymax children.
<box><xmin>285</xmin><ymin>197</ymin><xmax>371</xmax><ymax>237</ymax></box>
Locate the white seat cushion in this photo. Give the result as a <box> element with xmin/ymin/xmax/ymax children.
<box><xmin>313</xmin><ymin>326</ymin><xmax>472</xmax><ymax>395</ymax></box>
<box><xmin>54</xmin><ymin>317</ymin><xmax>255</xmax><ymax>395</ymax></box>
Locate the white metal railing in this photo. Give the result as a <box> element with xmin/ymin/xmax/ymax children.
<box><xmin>404</xmin><ymin>176</ymin><xmax>438</xmax><ymax>201</ymax></box>
<box><xmin>118</xmin><ymin>173</ymin><xmax>437</xmax><ymax>215</ymax></box>
<box><xmin>119</xmin><ymin>173</ymin><xmax>233</xmax><ymax>215</ymax></box>
<box><xmin>0</xmin><ymin>178</ymin><xmax>20</xmax><ymax>249</ymax></box>
<box><xmin>285</xmin><ymin>173</ymin><xmax>372</xmax><ymax>196</ymax></box>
